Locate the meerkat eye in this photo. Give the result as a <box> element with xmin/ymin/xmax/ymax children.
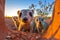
<box><xmin>36</xmin><ymin>19</ymin><xmax>38</xmax><ymax>21</ymax></box>
<box><xmin>29</xmin><ymin>12</ymin><xmax>33</xmax><ymax>17</ymax></box>
<box><xmin>19</xmin><ymin>13</ymin><xmax>22</xmax><ymax>17</ymax></box>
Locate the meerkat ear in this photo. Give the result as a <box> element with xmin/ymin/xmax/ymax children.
<box><xmin>17</xmin><ymin>10</ymin><xmax>22</xmax><ymax>17</ymax></box>
<box><xmin>17</xmin><ymin>10</ymin><xmax>20</xmax><ymax>15</ymax></box>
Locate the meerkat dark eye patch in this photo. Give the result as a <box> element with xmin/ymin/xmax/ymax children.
<box><xmin>36</xmin><ymin>19</ymin><xmax>38</xmax><ymax>21</ymax></box>
<box><xmin>29</xmin><ymin>12</ymin><xmax>33</xmax><ymax>17</ymax></box>
<box><xmin>19</xmin><ymin>13</ymin><xmax>22</xmax><ymax>17</ymax></box>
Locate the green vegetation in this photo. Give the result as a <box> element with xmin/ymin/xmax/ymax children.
<box><xmin>29</xmin><ymin>0</ymin><xmax>55</xmax><ymax>18</ymax></box>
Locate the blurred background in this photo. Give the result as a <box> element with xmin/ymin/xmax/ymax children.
<box><xmin>5</xmin><ymin>0</ymin><xmax>55</xmax><ymax>17</ymax></box>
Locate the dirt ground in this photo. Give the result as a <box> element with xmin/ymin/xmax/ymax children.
<box><xmin>5</xmin><ymin>17</ymin><xmax>57</xmax><ymax>40</ymax></box>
